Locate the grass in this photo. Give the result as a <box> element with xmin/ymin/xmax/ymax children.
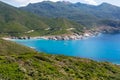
<box><xmin>0</xmin><ymin>39</ymin><xmax>36</xmax><ymax>55</ymax></box>
<box><xmin>0</xmin><ymin>1</ymin><xmax>120</xmax><ymax>80</ymax></box>
<box><xmin>0</xmin><ymin>39</ymin><xmax>120</xmax><ymax>80</ymax></box>
<box><xmin>0</xmin><ymin>1</ymin><xmax>84</xmax><ymax>37</ymax></box>
<box><xmin>0</xmin><ymin>52</ymin><xmax>120</xmax><ymax>80</ymax></box>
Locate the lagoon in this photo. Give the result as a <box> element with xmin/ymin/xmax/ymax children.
<box><xmin>12</xmin><ymin>34</ymin><xmax>120</xmax><ymax>64</ymax></box>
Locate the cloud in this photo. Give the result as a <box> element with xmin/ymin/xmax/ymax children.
<box><xmin>1</xmin><ymin>0</ymin><xmax>98</xmax><ymax>7</ymax></box>
<box><xmin>11</xmin><ymin>0</ymin><xmax>60</xmax><ymax>6</ymax></box>
<box><xmin>14</xmin><ymin>0</ymin><xmax>98</xmax><ymax>6</ymax></box>
<box><xmin>84</xmin><ymin>0</ymin><xmax>97</xmax><ymax>5</ymax></box>
<box><xmin>12</xmin><ymin>0</ymin><xmax>40</xmax><ymax>6</ymax></box>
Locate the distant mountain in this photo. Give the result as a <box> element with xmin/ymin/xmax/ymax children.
<box><xmin>0</xmin><ymin>1</ymin><xmax>84</xmax><ymax>36</ymax></box>
<box><xmin>21</xmin><ymin>1</ymin><xmax>120</xmax><ymax>27</ymax></box>
<box><xmin>1</xmin><ymin>2</ymin><xmax>120</xmax><ymax>80</ymax></box>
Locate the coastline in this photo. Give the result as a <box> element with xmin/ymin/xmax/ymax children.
<box><xmin>2</xmin><ymin>30</ymin><xmax>101</xmax><ymax>40</ymax></box>
<box><xmin>2</xmin><ymin>32</ymin><xmax>100</xmax><ymax>41</ymax></box>
<box><xmin>41</xmin><ymin>32</ymin><xmax>99</xmax><ymax>40</ymax></box>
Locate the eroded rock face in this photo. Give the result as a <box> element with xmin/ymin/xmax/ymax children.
<box><xmin>7</xmin><ymin>28</ymin><xmax>100</xmax><ymax>40</ymax></box>
<box><xmin>7</xmin><ymin>31</ymin><xmax>99</xmax><ymax>41</ymax></box>
<box><xmin>96</xmin><ymin>26</ymin><xmax>120</xmax><ymax>34</ymax></box>
<box><xmin>45</xmin><ymin>32</ymin><xmax>99</xmax><ymax>40</ymax></box>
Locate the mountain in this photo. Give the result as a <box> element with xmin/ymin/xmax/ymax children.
<box><xmin>1</xmin><ymin>1</ymin><xmax>120</xmax><ymax>79</ymax></box>
<box><xmin>0</xmin><ymin>1</ymin><xmax>84</xmax><ymax>37</ymax></box>
<box><xmin>0</xmin><ymin>39</ymin><xmax>120</xmax><ymax>79</ymax></box>
<box><xmin>21</xmin><ymin>1</ymin><xmax>120</xmax><ymax>27</ymax></box>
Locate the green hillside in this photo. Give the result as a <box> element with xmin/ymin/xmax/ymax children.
<box><xmin>1</xmin><ymin>1</ymin><xmax>120</xmax><ymax>79</ymax></box>
<box><xmin>21</xmin><ymin>1</ymin><xmax>120</xmax><ymax>27</ymax></box>
<box><xmin>0</xmin><ymin>39</ymin><xmax>120</xmax><ymax>80</ymax></box>
<box><xmin>0</xmin><ymin>1</ymin><xmax>84</xmax><ymax>37</ymax></box>
<box><xmin>0</xmin><ymin>39</ymin><xmax>35</xmax><ymax>55</ymax></box>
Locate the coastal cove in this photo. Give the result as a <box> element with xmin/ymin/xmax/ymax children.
<box><xmin>11</xmin><ymin>34</ymin><xmax>120</xmax><ymax>64</ymax></box>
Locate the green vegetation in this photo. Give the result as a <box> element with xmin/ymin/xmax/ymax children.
<box><xmin>0</xmin><ymin>1</ymin><xmax>84</xmax><ymax>37</ymax></box>
<box><xmin>0</xmin><ymin>39</ymin><xmax>36</xmax><ymax>55</ymax></box>
<box><xmin>1</xmin><ymin>1</ymin><xmax>120</xmax><ymax>80</ymax></box>
<box><xmin>21</xmin><ymin>1</ymin><xmax>120</xmax><ymax>27</ymax></box>
<box><xmin>0</xmin><ymin>39</ymin><xmax>120</xmax><ymax>80</ymax></box>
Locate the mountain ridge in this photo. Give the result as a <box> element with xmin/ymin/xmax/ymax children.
<box><xmin>0</xmin><ymin>1</ymin><xmax>84</xmax><ymax>37</ymax></box>
<box><xmin>20</xmin><ymin>1</ymin><xmax>120</xmax><ymax>27</ymax></box>
<box><xmin>1</xmin><ymin>1</ymin><xmax>120</xmax><ymax>79</ymax></box>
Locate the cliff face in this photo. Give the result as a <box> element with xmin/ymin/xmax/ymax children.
<box><xmin>95</xmin><ymin>26</ymin><xmax>120</xmax><ymax>34</ymax></box>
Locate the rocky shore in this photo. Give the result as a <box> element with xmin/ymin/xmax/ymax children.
<box><xmin>42</xmin><ymin>32</ymin><xmax>99</xmax><ymax>40</ymax></box>
<box><xmin>3</xmin><ymin>26</ymin><xmax>120</xmax><ymax>41</ymax></box>
<box><xmin>3</xmin><ymin>31</ymin><xmax>99</xmax><ymax>41</ymax></box>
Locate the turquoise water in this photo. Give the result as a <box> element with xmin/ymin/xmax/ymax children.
<box><xmin>12</xmin><ymin>34</ymin><xmax>120</xmax><ymax>64</ymax></box>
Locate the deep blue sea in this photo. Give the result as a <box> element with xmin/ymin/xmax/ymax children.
<box><xmin>12</xmin><ymin>34</ymin><xmax>120</xmax><ymax>64</ymax></box>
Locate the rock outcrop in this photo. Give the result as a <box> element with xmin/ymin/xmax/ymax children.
<box><xmin>41</xmin><ymin>32</ymin><xmax>99</xmax><ymax>40</ymax></box>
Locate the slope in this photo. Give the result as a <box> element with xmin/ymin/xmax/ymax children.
<box><xmin>0</xmin><ymin>1</ymin><xmax>84</xmax><ymax>37</ymax></box>
<box><xmin>0</xmin><ymin>35</ymin><xmax>120</xmax><ymax>80</ymax></box>
<box><xmin>0</xmin><ymin>44</ymin><xmax>120</xmax><ymax>79</ymax></box>
<box><xmin>21</xmin><ymin>1</ymin><xmax>120</xmax><ymax>27</ymax></box>
<box><xmin>0</xmin><ymin>39</ymin><xmax>36</xmax><ymax>55</ymax></box>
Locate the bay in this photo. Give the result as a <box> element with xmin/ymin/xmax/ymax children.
<box><xmin>12</xmin><ymin>34</ymin><xmax>120</xmax><ymax>64</ymax></box>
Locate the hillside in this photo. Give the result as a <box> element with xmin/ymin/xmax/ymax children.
<box><xmin>0</xmin><ymin>1</ymin><xmax>84</xmax><ymax>37</ymax></box>
<box><xmin>0</xmin><ymin>39</ymin><xmax>36</xmax><ymax>55</ymax></box>
<box><xmin>0</xmin><ymin>39</ymin><xmax>120</xmax><ymax>79</ymax></box>
<box><xmin>21</xmin><ymin>1</ymin><xmax>120</xmax><ymax>27</ymax></box>
<box><xmin>1</xmin><ymin>1</ymin><xmax>120</xmax><ymax>80</ymax></box>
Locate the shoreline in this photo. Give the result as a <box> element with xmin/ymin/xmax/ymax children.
<box><xmin>2</xmin><ymin>31</ymin><xmax>100</xmax><ymax>41</ymax></box>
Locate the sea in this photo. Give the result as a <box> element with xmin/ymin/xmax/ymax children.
<box><xmin>11</xmin><ymin>34</ymin><xmax>120</xmax><ymax>64</ymax></box>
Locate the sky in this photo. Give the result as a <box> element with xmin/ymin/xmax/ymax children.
<box><xmin>0</xmin><ymin>0</ymin><xmax>120</xmax><ymax>7</ymax></box>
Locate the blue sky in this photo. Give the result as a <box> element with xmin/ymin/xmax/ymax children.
<box><xmin>1</xmin><ymin>0</ymin><xmax>120</xmax><ymax>7</ymax></box>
